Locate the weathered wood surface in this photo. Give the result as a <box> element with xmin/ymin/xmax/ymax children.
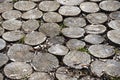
<box><xmin>0</xmin><ymin>0</ymin><xmax>120</xmax><ymax>79</ymax></box>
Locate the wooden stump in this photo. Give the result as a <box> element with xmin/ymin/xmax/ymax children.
<box><xmin>22</xmin><ymin>20</ymin><xmax>39</xmax><ymax>32</ymax></box>
<box><xmin>107</xmin><ymin>30</ymin><xmax>120</xmax><ymax>45</ymax></box>
<box><xmin>4</xmin><ymin>62</ymin><xmax>33</xmax><ymax>79</ymax></box>
<box><xmin>99</xmin><ymin>1</ymin><xmax>120</xmax><ymax>11</ymax></box>
<box><xmin>28</xmin><ymin>72</ymin><xmax>54</xmax><ymax>80</ymax></box>
<box><xmin>0</xmin><ymin>73</ymin><xmax>3</xmax><ymax>80</ymax></box>
<box><xmin>86</xmin><ymin>13</ymin><xmax>108</xmax><ymax>24</ymax></box>
<box><xmin>84</xmin><ymin>34</ymin><xmax>105</xmax><ymax>44</ymax></box>
<box><xmin>0</xmin><ymin>53</ymin><xmax>8</xmax><ymax>67</ymax></box>
<box><xmin>48</xmin><ymin>36</ymin><xmax>65</xmax><ymax>45</ymax></box>
<box><xmin>48</xmin><ymin>44</ymin><xmax>69</xmax><ymax>56</ymax></box>
<box><xmin>7</xmin><ymin>44</ymin><xmax>34</xmax><ymax>62</ymax></box>
<box><xmin>14</xmin><ymin>1</ymin><xmax>36</xmax><ymax>11</ymax></box>
<box><xmin>22</xmin><ymin>9</ymin><xmax>43</xmax><ymax>19</ymax></box>
<box><xmin>39</xmin><ymin>1</ymin><xmax>60</xmax><ymax>11</ymax></box>
<box><xmin>56</xmin><ymin>0</ymin><xmax>84</xmax><ymax>5</ymax></box>
<box><xmin>43</xmin><ymin>12</ymin><xmax>63</xmax><ymax>23</ymax></box>
<box><xmin>24</xmin><ymin>31</ymin><xmax>46</xmax><ymax>46</ymax></box>
<box><xmin>64</xmin><ymin>17</ymin><xmax>86</xmax><ymax>27</ymax></box>
<box><xmin>104</xmin><ymin>60</ymin><xmax>120</xmax><ymax>77</ymax></box>
<box><xmin>39</xmin><ymin>23</ymin><xmax>61</xmax><ymax>37</ymax></box>
<box><xmin>108</xmin><ymin>20</ymin><xmax>120</xmax><ymax>30</ymax></box>
<box><xmin>56</xmin><ymin>67</ymin><xmax>79</xmax><ymax>80</ymax></box>
<box><xmin>59</xmin><ymin>6</ymin><xmax>81</xmax><ymax>16</ymax></box>
<box><xmin>31</xmin><ymin>52</ymin><xmax>59</xmax><ymax>72</ymax></box>
<box><xmin>0</xmin><ymin>38</ymin><xmax>6</xmax><ymax>50</ymax></box>
<box><xmin>66</xmin><ymin>39</ymin><xmax>86</xmax><ymax>50</ymax></box>
<box><xmin>88</xmin><ymin>45</ymin><xmax>115</xmax><ymax>58</ymax></box>
<box><xmin>109</xmin><ymin>11</ymin><xmax>120</xmax><ymax>20</ymax></box>
<box><xmin>0</xmin><ymin>27</ymin><xmax>4</xmax><ymax>36</ymax></box>
<box><xmin>62</xmin><ymin>27</ymin><xmax>85</xmax><ymax>38</ymax></box>
<box><xmin>85</xmin><ymin>24</ymin><xmax>106</xmax><ymax>34</ymax></box>
<box><xmin>0</xmin><ymin>3</ymin><xmax>13</xmax><ymax>13</ymax></box>
<box><xmin>2</xmin><ymin>10</ymin><xmax>22</xmax><ymax>19</ymax></box>
<box><xmin>63</xmin><ymin>50</ymin><xmax>91</xmax><ymax>69</ymax></box>
<box><xmin>2</xmin><ymin>19</ymin><xmax>22</xmax><ymax>30</ymax></box>
<box><xmin>80</xmin><ymin>2</ymin><xmax>99</xmax><ymax>13</ymax></box>
<box><xmin>91</xmin><ymin>60</ymin><xmax>106</xmax><ymax>77</ymax></box>
<box><xmin>2</xmin><ymin>30</ymin><xmax>25</xmax><ymax>42</ymax></box>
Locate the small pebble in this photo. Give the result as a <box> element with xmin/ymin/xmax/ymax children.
<box><xmin>85</xmin><ymin>24</ymin><xmax>106</xmax><ymax>34</ymax></box>
<box><xmin>64</xmin><ymin>17</ymin><xmax>86</xmax><ymax>27</ymax></box>
<box><xmin>80</xmin><ymin>2</ymin><xmax>99</xmax><ymax>13</ymax></box>
<box><xmin>31</xmin><ymin>52</ymin><xmax>59</xmax><ymax>72</ymax></box>
<box><xmin>99</xmin><ymin>1</ymin><xmax>120</xmax><ymax>11</ymax></box>
<box><xmin>107</xmin><ymin>30</ymin><xmax>120</xmax><ymax>44</ymax></box>
<box><xmin>84</xmin><ymin>34</ymin><xmax>105</xmax><ymax>44</ymax></box>
<box><xmin>88</xmin><ymin>45</ymin><xmax>115</xmax><ymax>58</ymax></box>
<box><xmin>22</xmin><ymin>20</ymin><xmax>39</xmax><ymax>32</ymax></box>
<box><xmin>59</xmin><ymin>6</ymin><xmax>81</xmax><ymax>16</ymax></box>
<box><xmin>39</xmin><ymin>23</ymin><xmax>61</xmax><ymax>37</ymax></box>
<box><xmin>0</xmin><ymin>38</ymin><xmax>6</xmax><ymax>50</ymax></box>
<box><xmin>24</xmin><ymin>31</ymin><xmax>46</xmax><ymax>46</ymax></box>
<box><xmin>63</xmin><ymin>50</ymin><xmax>91</xmax><ymax>69</ymax></box>
<box><xmin>2</xmin><ymin>30</ymin><xmax>24</xmax><ymax>42</ymax></box>
<box><xmin>2</xmin><ymin>10</ymin><xmax>22</xmax><ymax>19</ymax></box>
<box><xmin>48</xmin><ymin>44</ymin><xmax>69</xmax><ymax>56</ymax></box>
<box><xmin>43</xmin><ymin>12</ymin><xmax>63</xmax><ymax>22</ymax></box>
<box><xmin>2</xmin><ymin>19</ymin><xmax>22</xmax><ymax>30</ymax></box>
<box><xmin>66</xmin><ymin>39</ymin><xmax>86</xmax><ymax>50</ymax></box>
<box><xmin>14</xmin><ymin>1</ymin><xmax>36</xmax><ymax>11</ymax></box>
<box><xmin>62</xmin><ymin>27</ymin><xmax>85</xmax><ymax>38</ymax></box>
<box><xmin>86</xmin><ymin>13</ymin><xmax>108</xmax><ymax>24</ymax></box>
<box><xmin>4</xmin><ymin>62</ymin><xmax>33</xmax><ymax>79</ymax></box>
<box><xmin>22</xmin><ymin>9</ymin><xmax>43</xmax><ymax>19</ymax></box>
<box><xmin>7</xmin><ymin>44</ymin><xmax>34</xmax><ymax>62</ymax></box>
<box><xmin>0</xmin><ymin>53</ymin><xmax>8</xmax><ymax>67</ymax></box>
<box><xmin>39</xmin><ymin>1</ymin><xmax>60</xmax><ymax>11</ymax></box>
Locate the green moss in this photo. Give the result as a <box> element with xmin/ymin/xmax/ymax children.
<box><xmin>12</xmin><ymin>0</ymin><xmax>18</xmax><ymax>2</ymax></box>
<box><xmin>59</xmin><ymin>23</ymin><xmax>66</xmax><ymax>28</ymax></box>
<box><xmin>21</xmin><ymin>78</ymin><xmax>27</xmax><ymax>80</ymax></box>
<box><xmin>18</xmin><ymin>36</ymin><xmax>25</xmax><ymax>44</ymax></box>
<box><xmin>38</xmin><ymin>19</ymin><xmax>44</xmax><ymax>25</ymax></box>
<box><xmin>21</xmin><ymin>74</ymin><xmax>30</xmax><ymax>80</ymax></box>
<box><xmin>115</xmin><ymin>48</ymin><xmax>120</xmax><ymax>54</ymax></box>
<box><xmin>110</xmin><ymin>77</ymin><xmax>120</xmax><ymax>80</ymax></box>
<box><xmin>77</xmin><ymin>47</ymin><xmax>90</xmax><ymax>53</ymax></box>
